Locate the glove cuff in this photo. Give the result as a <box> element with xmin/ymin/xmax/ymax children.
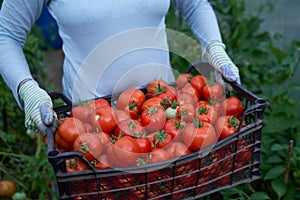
<box><xmin>205</xmin><ymin>42</ymin><xmax>240</xmax><ymax>83</ymax></box>
<box><xmin>205</xmin><ymin>41</ymin><xmax>230</xmax><ymax>70</ymax></box>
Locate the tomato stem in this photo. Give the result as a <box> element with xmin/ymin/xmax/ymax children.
<box><xmin>154</xmin><ymin>82</ymin><xmax>166</xmax><ymax>95</ymax></box>
<box><xmin>79</xmin><ymin>143</ymin><xmax>89</xmax><ymax>154</ymax></box>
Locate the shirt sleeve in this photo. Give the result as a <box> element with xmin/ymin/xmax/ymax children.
<box><xmin>171</xmin><ymin>0</ymin><xmax>223</xmax><ymax>51</ymax></box>
<box><xmin>0</xmin><ymin>0</ymin><xmax>46</xmax><ymax>107</ymax></box>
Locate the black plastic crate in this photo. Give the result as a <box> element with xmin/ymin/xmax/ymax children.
<box><xmin>47</xmin><ymin>64</ymin><xmax>267</xmax><ymax>200</ymax></box>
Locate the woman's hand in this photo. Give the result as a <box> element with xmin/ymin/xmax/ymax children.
<box><xmin>18</xmin><ymin>80</ymin><xmax>57</xmax><ymax>134</ymax></box>
<box><xmin>205</xmin><ymin>41</ymin><xmax>241</xmax><ymax>90</ymax></box>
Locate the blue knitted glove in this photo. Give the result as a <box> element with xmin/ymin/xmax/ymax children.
<box><xmin>18</xmin><ymin>80</ymin><xmax>57</xmax><ymax>134</ymax></box>
<box><xmin>205</xmin><ymin>42</ymin><xmax>241</xmax><ymax>90</ymax></box>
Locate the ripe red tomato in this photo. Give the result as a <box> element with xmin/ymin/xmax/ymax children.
<box><xmin>176</xmin><ymin>73</ymin><xmax>193</xmax><ymax>89</ymax></box>
<box><xmin>177</xmin><ymin>103</ymin><xmax>195</xmax><ymax>122</ymax></box>
<box><xmin>55</xmin><ymin>117</ymin><xmax>86</xmax><ymax>150</ymax></box>
<box><xmin>65</xmin><ymin>158</ymin><xmax>87</xmax><ymax>172</ymax></box>
<box><xmin>196</xmin><ymin>104</ymin><xmax>218</xmax><ymax>124</ymax></box>
<box><xmin>190</xmin><ymin>75</ymin><xmax>207</xmax><ymax>95</ymax></box>
<box><xmin>116</xmin><ymin>88</ymin><xmax>146</xmax><ymax>110</ymax></box>
<box><xmin>202</xmin><ymin>83</ymin><xmax>224</xmax><ymax>101</ymax></box>
<box><xmin>91</xmin><ymin>106</ymin><xmax>117</xmax><ymax>133</ymax></box>
<box><xmin>135</xmin><ymin>137</ymin><xmax>152</xmax><ymax>153</ymax></box>
<box><xmin>157</xmin><ymin>86</ymin><xmax>178</xmax><ymax>108</ymax></box>
<box><xmin>149</xmin><ymin>148</ymin><xmax>171</xmax><ymax>163</ymax></box>
<box><xmin>162</xmin><ymin>118</ymin><xmax>186</xmax><ymax>141</ymax></box>
<box><xmin>87</xmin><ymin>98</ymin><xmax>110</xmax><ymax>111</ymax></box>
<box><xmin>94</xmin><ymin>131</ymin><xmax>112</xmax><ymax>148</ymax></box>
<box><xmin>166</xmin><ymin>142</ymin><xmax>191</xmax><ymax>159</ymax></box>
<box><xmin>181</xmin><ymin>121</ymin><xmax>217</xmax><ymax>152</ymax></box>
<box><xmin>83</xmin><ymin>123</ymin><xmax>94</xmax><ymax>133</ymax></box>
<box><xmin>124</xmin><ymin>101</ymin><xmax>140</xmax><ymax>119</ymax></box>
<box><xmin>141</xmin><ymin>97</ymin><xmax>163</xmax><ymax>111</ymax></box>
<box><xmin>140</xmin><ymin>105</ymin><xmax>166</xmax><ymax>133</ymax></box>
<box><xmin>0</xmin><ymin>180</ymin><xmax>17</xmax><ymax>198</ymax></box>
<box><xmin>70</xmin><ymin>105</ymin><xmax>94</xmax><ymax>124</ymax></box>
<box><xmin>113</xmin><ymin>108</ymin><xmax>131</xmax><ymax>123</ymax></box>
<box><xmin>106</xmin><ymin>136</ymin><xmax>141</xmax><ymax>168</ymax></box>
<box><xmin>149</xmin><ymin>130</ymin><xmax>172</xmax><ymax>148</ymax></box>
<box><xmin>146</xmin><ymin>79</ymin><xmax>168</xmax><ymax>98</ymax></box>
<box><xmin>73</xmin><ymin>133</ymin><xmax>104</xmax><ymax>161</ymax></box>
<box><xmin>220</xmin><ymin>96</ymin><xmax>245</xmax><ymax>118</ymax></box>
<box><xmin>114</xmin><ymin>119</ymin><xmax>146</xmax><ymax>137</ymax></box>
<box><xmin>180</xmin><ymin>84</ymin><xmax>200</xmax><ymax>102</ymax></box>
<box><xmin>215</xmin><ymin>115</ymin><xmax>245</xmax><ymax>140</ymax></box>
<box><xmin>178</xmin><ymin>92</ymin><xmax>196</xmax><ymax>107</ymax></box>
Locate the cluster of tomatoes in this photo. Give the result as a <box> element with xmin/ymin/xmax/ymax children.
<box><xmin>54</xmin><ymin>73</ymin><xmax>246</xmax><ymax>172</ymax></box>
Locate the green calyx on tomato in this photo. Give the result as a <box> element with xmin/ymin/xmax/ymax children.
<box><xmin>128</xmin><ymin>101</ymin><xmax>138</xmax><ymax>110</ymax></box>
<box><xmin>78</xmin><ymin>143</ymin><xmax>90</xmax><ymax>154</ymax></box>
<box><xmin>66</xmin><ymin>158</ymin><xmax>78</xmax><ymax>168</ymax></box>
<box><xmin>128</xmin><ymin>120</ymin><xmax>138</xmax><ymax>129</ymax></box>
<box><xmin>153</xmin><ymin>82</ymin><xmax>167</xmax><ymax>95</ymax></box>
<box><xmin>145</xmin><ymin>106</ymin><xmax>159</xmax><ymax>115</ymax></box>
<box><xmin>174</xmin><ymin>120</ymin><xmax>185</xmax><ymax>130</ymax></box>
<box><xmin>198</xmin><ymin>106</ymin><xmax>209</xmax><ymax>115</ymax></box>
<box><xmin>228</xmin><ymin>115</ymin><xmax>239</xmax><ymax>127</ymax></box>
<box><xmin>154</xmin><ymin>130</ymin><xmax>168</xmax><ymax>147</ymax></box>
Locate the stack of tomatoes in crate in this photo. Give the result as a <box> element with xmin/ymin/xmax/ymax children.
<box><xmin>47</xmin><ymin>68</ymin><xmax>267</xmax><ymax>200</ymax></box>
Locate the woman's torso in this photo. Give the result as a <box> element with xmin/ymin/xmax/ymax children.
<box><xmin>47</xmin><ymin>0</ymin><xmax>175</xmax><ymax>102</ymax></box>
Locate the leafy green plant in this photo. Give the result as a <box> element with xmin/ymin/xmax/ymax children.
<box><xmin>210</xmin><ymin>0</ymin><xmax>300</xmax><ymax>199</ymax></box>
<box><xmin>0</xmin><ymin>1</ymin><xmax>57</xmax><ymax>198</ymax></box>
<box><xmin>168</xmin><ymin>0</ymin><xmax>300</xmax><ymax>199</ymax></box>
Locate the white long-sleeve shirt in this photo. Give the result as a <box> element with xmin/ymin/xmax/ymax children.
<box><xmin>0</xmin><ymin>0</ymin><xmax>222</xmax><ymax>104</ymax></box>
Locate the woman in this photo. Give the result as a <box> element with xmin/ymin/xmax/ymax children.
<box><xmin>0</xmin><ymin>0</ymin><xmax>240</xmax><ymax>134</ymax></box>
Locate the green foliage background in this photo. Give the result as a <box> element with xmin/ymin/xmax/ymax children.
<box><xmin>0</xmin><ymin>0</ymin><xmax>300</xmax><ymax>199</ymax></box>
